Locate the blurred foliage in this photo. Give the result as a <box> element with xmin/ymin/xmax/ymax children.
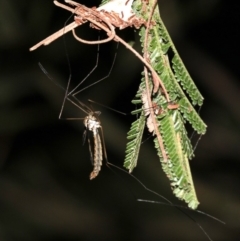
<box><xmin>0</xmin><ymin>0</ymin><xmax>239</xmax><ymax>240</ymax></box>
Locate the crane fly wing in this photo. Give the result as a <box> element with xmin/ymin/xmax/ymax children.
<box><xmin>87</xmin><ymin>133</ymin><xmax>94</xmax><ymax>165</ymax></box>
<box><xmin>82</xmin><ymin>129</ymin><xmax>87</xmax><ymax>145</ymax></box>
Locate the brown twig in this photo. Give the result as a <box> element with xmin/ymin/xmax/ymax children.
<box><xmin>30</xmin><ymin>1</ymin><xmax>139</xmax><ymax>51</ymax></box>
<box><xmin>29</xmin><ymin>21</ymin><xmax>78</xmax><ymax>51</ymax></box>
<box><xmin>72</xmin><ymin>14</ymin><xmax>116</xmax><ymax>44</ymax></box>
<box><xmin>29</xmin><ymin>1</ymin><xmax>164</xmax><ymax>99</ymax></box>
<box><xmin>89</xmin><ymin>19</ymin><xmax>164</xmax><ymax>93</ymax></box>
<box><xmin>143</xmin><ymin>0</ymin><xmax>168</xmax><ymax>163</ymax></box>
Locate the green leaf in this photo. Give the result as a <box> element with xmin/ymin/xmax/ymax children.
<box><xmin>124</xmin><ymin>0</ymin><xmax>206</xmax><ymax>209</ymax></box>
<box><xmin>124</xmin><ymin>113</ymin><xmax>146</xmax><ymax>173</ymax></box>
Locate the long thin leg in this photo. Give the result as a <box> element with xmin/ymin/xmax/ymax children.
<box><xmin>67</xmin><ymin>36</ymin><xmax>101</xmax><ymax>97</ymax></box>
<box><xmin>71</xmin><ymin>42</ymin><xmax>119</xmax><ymax>97</ymax></box>
<box><xmin>38</xmin><ymin>63</ymin><xmax>89</xmax><ymax>117</ymax></box>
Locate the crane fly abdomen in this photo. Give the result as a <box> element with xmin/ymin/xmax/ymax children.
<box><xmin>84</xmin><ymin>114</ymin><xmax>103</xmax><ymax>180</ymax></box>
<box><xmin>89</xmin><ymin>131</ymin><xmax>103</xmax><ymax>179</ymax></box>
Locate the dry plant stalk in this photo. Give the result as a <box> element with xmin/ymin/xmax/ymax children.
<box><xmin>30</xmin><ymin>0</ymin><xmax>138</xmax><ymax>51</ymax></box>
<box><xmin>29</xmin><ymin>0</ymin><xmax>168</xmax><ymax>98</ymax></box>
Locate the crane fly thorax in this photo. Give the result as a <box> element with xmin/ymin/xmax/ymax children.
<box><xmin>84</xmin><ymin>114</ymin><xmax>101</xmax><ymax>133</ymax></box>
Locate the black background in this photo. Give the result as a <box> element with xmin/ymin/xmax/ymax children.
<box><xmin>0</xmin><ymin>0</ymin><xmax>239</xmax><ymax>240</ymax></box>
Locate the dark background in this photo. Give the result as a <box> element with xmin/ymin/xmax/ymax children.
<box><xmin>0</xmin><ymin>0</ymin><xmax>239</xmax><ymax>240</ymax></box>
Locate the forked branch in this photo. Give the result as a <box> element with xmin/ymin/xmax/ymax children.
<box><xmin>30</xmin><ymin>0</ymin><xmax>169</xmax><ymax>98</ymax></box>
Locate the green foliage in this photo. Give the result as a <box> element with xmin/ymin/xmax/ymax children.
<box><xmin>123</xmin><ymin>113</ymin><xmax>145</xmax><ymax>172</ymax></box>
<box><xmin>123</xmin><ymin>0</ymin><xmax>207</xmax><ymax>209</ymax></box>
<box><xmin>99</xmin><ymin>0</ymin><xmax>111</xmax><ymax>7</ymax></box>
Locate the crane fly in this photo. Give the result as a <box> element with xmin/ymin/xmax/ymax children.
<box><xmin>36</xmin><ymin>13</ymin><xmax>118</xmax><ymax>177</ymax></box>
<box><xmin>39</xmin><ymin>62</ymin><xmax>108</xmax><ymax>179</ymax></box>
<box><xmin>37</xmin><ymin>32</ymin><xmax>117</xmax><ymax>180</ymax></box>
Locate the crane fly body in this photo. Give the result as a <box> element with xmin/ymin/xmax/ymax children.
<box><xmin>83</xmin><ymin>112</ymin><xmax>105</xmax><ymax>180</ymax></box>
<box><xmin>61</xmin><ymin>100</ymin><xmax>107</xmax><ymax>180</ymax></box>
